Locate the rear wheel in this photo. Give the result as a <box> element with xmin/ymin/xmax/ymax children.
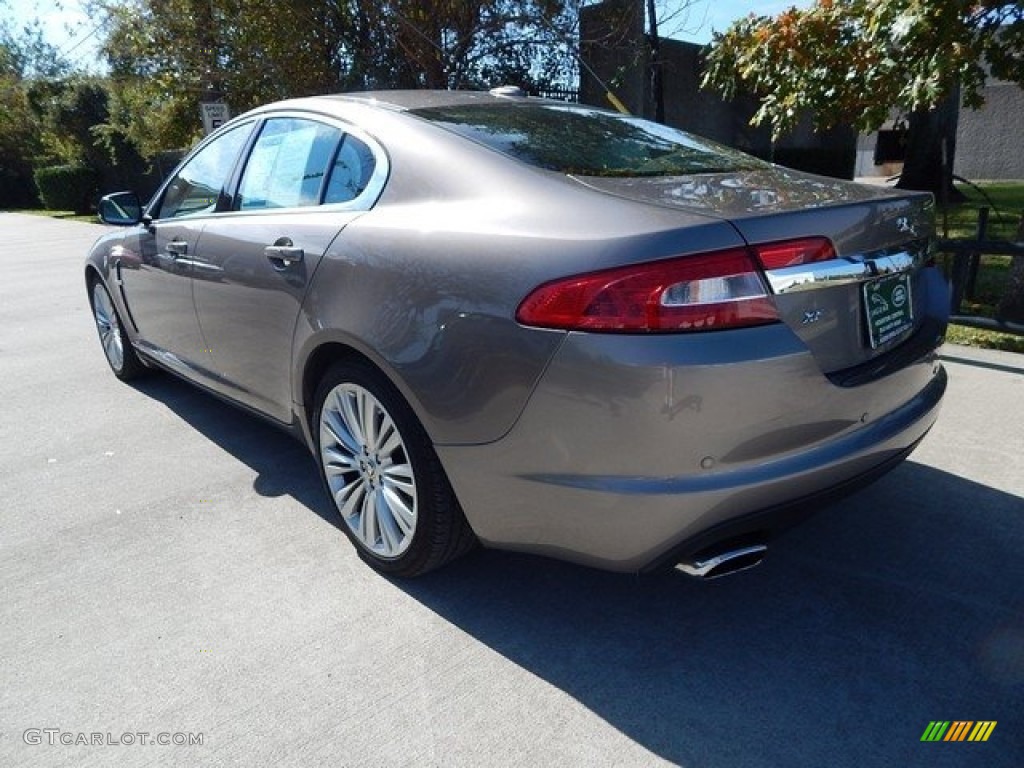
<box><xmin>314</xmin><ymin>361</ymin><xmax>475</xmax><ymax>576</ymax></box>
<box><xmin>90</xmin><ymin>280</ymin><xmax>145</xmax><ymax>380</ymax></box>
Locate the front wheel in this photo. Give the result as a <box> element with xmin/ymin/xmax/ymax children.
<box><xmin>90</xmin><ymin>280</ymin><xmax>145</xmax><ymax>381</ymax></box>
<box><xmin>314</xmin><ymin>361</ymin><xmax>475</xmax><ymax>577</ymax></box>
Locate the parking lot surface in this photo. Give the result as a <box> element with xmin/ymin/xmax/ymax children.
<box><xmin>1</xmin><ymin>213</ymin><xmax>1021</xmax><ymax>767</ymax></box>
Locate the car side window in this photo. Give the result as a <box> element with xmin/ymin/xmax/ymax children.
<box><xmin>237</xmin><ymin>118</ymin><xmax>341</xmax><ymax>210</ymax></box>
<box><xmin>155</xmin><ymin>123</ymin><xmax>252</xmax><ymax>220</ymax></box>
<box><xmin>324</xmin><ymin>134</ymin><xmax>376</xmax><ymax>204</ymax></box>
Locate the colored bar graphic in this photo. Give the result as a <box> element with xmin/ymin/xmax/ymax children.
<box><xmin>944</xmin><ymin>721</ymin><xmax>973</xmax><ymax>741</ymax></box>
<box><xmin>921</xmin><ymin>722</ymin><xmax>950</xmax><ymax>741</ymax></box>
<box><xmin>968</xmin><ymin>722</ymin><xmax>997</xmax><ymax>742</ymax></box>
<box><xmin>921</xmin><ymin>721</ymin><xmax>996</xmax><ymax>742</ymax></box>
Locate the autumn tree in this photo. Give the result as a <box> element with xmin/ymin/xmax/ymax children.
<box><xmin>702</xmin><ymin>0</ymin><xmax>1024</xmax><ymax>196</ymax></box>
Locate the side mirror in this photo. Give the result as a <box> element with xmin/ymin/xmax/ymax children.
<box><xmin>98</xmin><ymin>191</ymin><xmax>143</xmax><ymax>226</ymax></box>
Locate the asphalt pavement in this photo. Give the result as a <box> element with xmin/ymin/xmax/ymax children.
<box><xmin>1</xmin><ymin>212</ymin><xmax>1021</xmax><ymax>767</ymax></box>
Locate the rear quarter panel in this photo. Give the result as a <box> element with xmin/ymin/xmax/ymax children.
<box><xmin>290</xmin><ymin>115</ymin><xmax>750</xmax><ymax>445</ymax></box>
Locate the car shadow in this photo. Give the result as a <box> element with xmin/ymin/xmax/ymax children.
<box><xmin>129</xmin><ymin>374</ymin><xmax>341</xmax><ymax>531</ymax></box>
<box><xmin>396</xmin><ymin>462</ymin><xmax>1023</xmax><ymax>768</ymax></box>
<box><xmin>129</xmin><ymin>375</ymin><xmax>1022</xmax><ymax>767</ymax></box>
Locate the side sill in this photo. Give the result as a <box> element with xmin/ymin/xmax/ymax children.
<box><xmin>133</xmin><ymin>346</ymin><xmax>308</xmax><ymax>445</ymax></box>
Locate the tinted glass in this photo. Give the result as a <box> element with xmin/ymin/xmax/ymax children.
<box><xmin>156</xmin><ymin>123</ymin><xmax>252</xmax><ymax>219</ymax></box>
<box><xmin>238</xmin><ymin>118</ymin><xmax>341</xmax><ymax>210</ymax></box>
<box><xmin>411</xmin><ymin>104</ymin><xmax>768</xmax><ymax>177</ymax></box>
<box><xmin>324</xmin><ymin>135</ymin><xmax>376</xmax><ymax>204</ymax></box>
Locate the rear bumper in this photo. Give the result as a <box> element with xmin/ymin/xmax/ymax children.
<box><xmin>437</xmin><ymin>323</ymin><xmax>946</xmax><ymax>572</ymax></box>
<box><xmin>639</xmin><ymin>414</ymin><xmax>934</xmax><ymax>573</ymax></box>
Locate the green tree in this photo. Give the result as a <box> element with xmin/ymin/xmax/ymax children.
<box><xmin>0</xmin><ymin>8</ymin><xmax>72</xmax><ymax>207</ymax></box>
<box><xmin>0</xmin><ymin>9</ymin><xmax>71</xmax><ymax>80</ymax></box>
<box><xmin>27</xmin><ymin>77</ymin><xmax>147</xmax><ymax>188</ymax></box>
<box><xmin>0</xmin><ymin>75</ymin><xmax>42</xmax><ymax>207</ymax></box>
<box><xmin>97</xmin><ymin>0</ymin><xmax>579</xmax><ymax>155</ymax></box>
<box><xmin>386</xmin><ymin>0</ymin><xmax>575</xmax><ymax>90</ymax></box>
<box><xmin>702</xmin><ymin>0</ymin><xmax>1024</xmax><ymax>196</ymax></box>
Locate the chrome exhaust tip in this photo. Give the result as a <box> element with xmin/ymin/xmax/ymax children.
<box><xmin>675</xmin><ymin>543</ymin><xmax>767</xmax><ymax>580</ymax></box>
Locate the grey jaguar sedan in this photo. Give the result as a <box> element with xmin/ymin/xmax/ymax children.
<box><xmin>86</xmin><ymin>89</ymin><xmax>947</xmax><ymax>578</ymax></box>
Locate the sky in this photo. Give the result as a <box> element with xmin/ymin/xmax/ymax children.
<box><xmin>659</xmin><ymin>0</ymin><xmax>809</xmax><ymax>44</ymax></box>
<box><xmin>4</xmin><ymin>0</ymin><xmax>100</xmax><ymax>71</ymax></box>
<box><xmin>3</xmin><ymin>0</ymin><xmax>812</xmax><ymax>73</ymax></box>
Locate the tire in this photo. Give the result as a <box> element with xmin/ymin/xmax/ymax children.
<box><xmin>89</xmin><ymin>279</ymin><xmax>146</xmax><ymax>381</ymax></box>
<box><xmin>313</xmin><ymin>360</ymin><xmax>476</xmax><ymax>577</ymax></box>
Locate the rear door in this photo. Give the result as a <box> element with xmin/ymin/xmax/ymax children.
<box><xmin>191</xmin><ymin>116</ymin><xmax>384</xmax><ymax>422</ymax></box>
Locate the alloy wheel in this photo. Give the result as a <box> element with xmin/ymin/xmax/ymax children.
<box><xmin>319</xmin><ymin>383</ymin><xmax>418</xmax><ymax>558</ymax></box>
<box><xmin>92</xmin><ymin>282</ymin><xmax>124</xmax><ymax>372</ymax></box>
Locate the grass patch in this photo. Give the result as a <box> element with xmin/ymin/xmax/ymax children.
<box><xmin>9</xmin><ymin>208</ymin><xmax>98</xmax><ymax>224</ymax></box>
<box><xmin>938</xmin><ymin>182</ymin><xmax>1024</xmax><ymax>241</ymax></box>
<box><xmin>946</xmin><ymin>324</ymin><xmax>1024</xmax><ymax>354</ymax></box>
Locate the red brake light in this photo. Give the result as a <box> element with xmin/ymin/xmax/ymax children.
<box><xmin>516</xmin><ymin>247</ymin><xmax>779</xmax><ymax>333</ymax></box>
<box><xmin>753</xmin><ymin>237</ymin><xmax>836</xmax><ymax>270</ymax></box>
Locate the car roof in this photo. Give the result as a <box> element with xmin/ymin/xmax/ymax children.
<box><xmin>237</xmin><ymin>89</ymin><xmax>615</xmax><ymax>128</ymax></box>
<box><xmin>297</xmin><ymin>89</ymin><xmax>570</xmax><ymax>112</ymax></box>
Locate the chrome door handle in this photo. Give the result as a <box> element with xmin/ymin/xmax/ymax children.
<box><xmin>166</xmin><ymin>240</ymin><xmax>188</xmax><ymax>257</ymax></box>
<box><xmin>265</xmin><ymin>242</ymin><xmax>304</xmax><ymax>267</ymax></box>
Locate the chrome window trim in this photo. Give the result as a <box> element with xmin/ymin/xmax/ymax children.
<box><xmin>145</xmin><ymin>109</ymin><xmax>390</xmax><ymax>224</ymax></box>
<box><xmin>230</xmin><ymin>110</ymin><xmax>390</xmax><ymax>216</ymax></box>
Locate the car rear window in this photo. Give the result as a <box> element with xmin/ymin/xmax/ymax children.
<box><xmin>409</xmin><ymin>103</ymin><xmax>767</xmax><ymax>177</ymax></box>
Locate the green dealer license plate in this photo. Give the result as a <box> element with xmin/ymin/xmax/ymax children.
<box><xmin>863</xmin><ymin>272</ymin><xmax>913</xmax><ymax>349</ymax></box>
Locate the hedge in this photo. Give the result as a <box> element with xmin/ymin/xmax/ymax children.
<box><xmin>0</xmin><ymin>167</ymin><xmax>39</xmax><ymax>209</ymax></box>
<box><xmin>34</xmin><ymin>165</ymin><xmax>100</xmax><ymax>215</ymax></box>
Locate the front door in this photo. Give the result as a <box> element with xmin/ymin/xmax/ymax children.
<box><xmin>118</xmin><ymin>121</ymin><xmax>254</xmax><ymax>376</ymax></box>
<box><xmin>117</xmin><ymin>219</ymin><xmax>207</xmax><ymax>375</ymax></box>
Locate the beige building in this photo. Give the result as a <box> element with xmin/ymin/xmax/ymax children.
<box><xmin>855</xmin><ymin>78</ymin><xmax>1024</xmax><ymax>182</ymax></box>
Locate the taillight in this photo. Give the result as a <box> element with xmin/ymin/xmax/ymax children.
<box><xmin>515</xmin><ymin>247</ymin><xmax>778</xmax><ymax>333</ymax></box>
<box><xmin>753</xmin><ymin>237</ymin><xmax>836</xmax><ymax>269</ymax></box>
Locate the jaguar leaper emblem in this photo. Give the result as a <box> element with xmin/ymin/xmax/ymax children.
<box><xmin>896</xmin><ymin>216</ymin><xmax>917</xmax><ymax>236</ymax></box>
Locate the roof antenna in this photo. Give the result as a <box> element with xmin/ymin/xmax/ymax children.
<box><xmin>489</xmin><ymin>85</ymin><xmax>527</xmax><ymax>98</ymax></box>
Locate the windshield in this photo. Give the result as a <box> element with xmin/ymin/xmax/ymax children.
<box><xmin>409</xmin><ymin>103</ymin><xmax>768</xmax><ymax>177</ymax></box>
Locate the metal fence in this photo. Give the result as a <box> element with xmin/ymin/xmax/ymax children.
<box><xmin>937</xmin><ymin>207</ymin><xmax>1024</xmax><ymax>337</ymax></box>
<box><xmin>532</xmin><ymin>87</ymin><xmax>580</xmax><ymax>103</ymax></box>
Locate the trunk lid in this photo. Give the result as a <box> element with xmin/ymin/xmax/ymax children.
<box><xmin>573</xmin><ymin>169</ymin><xmax>936</xmax><ymax>374</ymax></box>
